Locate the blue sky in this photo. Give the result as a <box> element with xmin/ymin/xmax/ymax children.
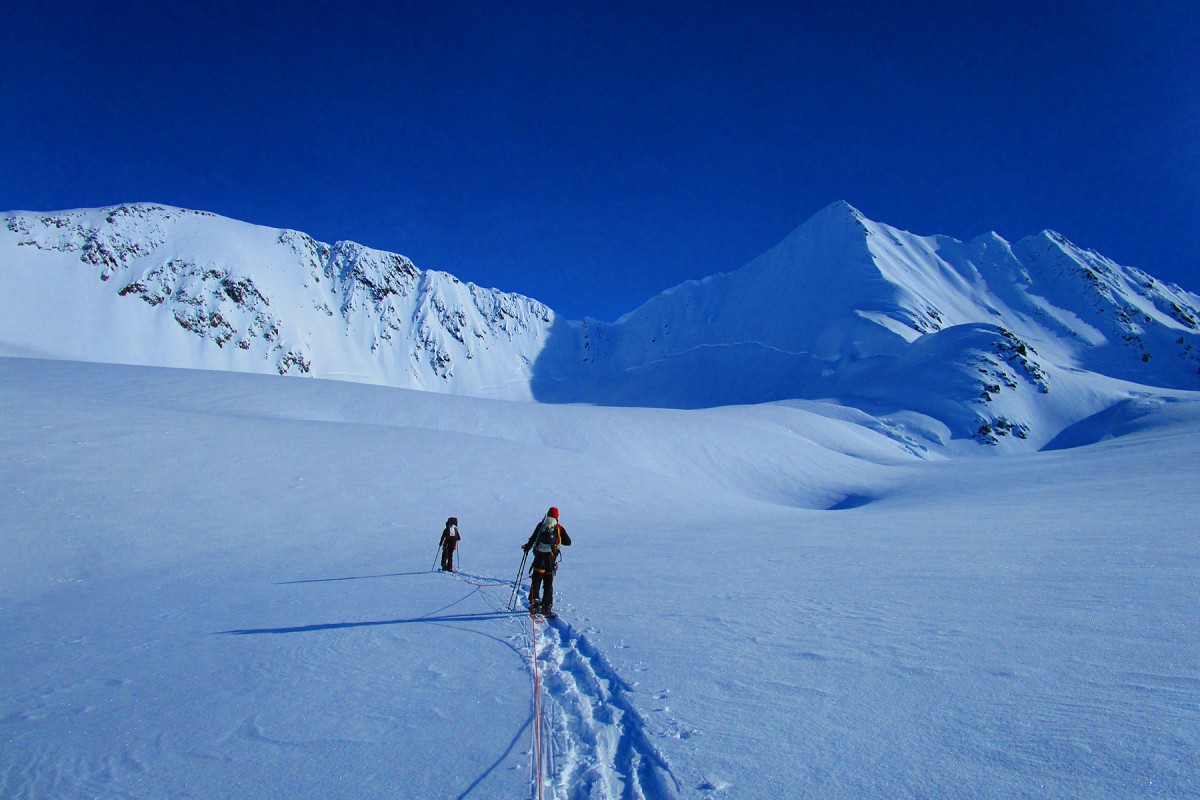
<box><xmin>3</xmin><ymin>1</ymin><xmax>1197</xmax><ymax>322</ymax></box>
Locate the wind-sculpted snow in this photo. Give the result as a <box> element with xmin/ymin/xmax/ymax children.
<box><xmin>3</xmin><ymin>200</ymin><xmax>1200</xmax><ymax>448</ymax></box>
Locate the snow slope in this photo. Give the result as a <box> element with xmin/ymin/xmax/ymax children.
<box><xmin>2</xmin><ymin>356</ymin><xmax>1197</xmax><ymax>798</ymax></box>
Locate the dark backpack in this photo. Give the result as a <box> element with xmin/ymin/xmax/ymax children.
<box><xmin>536</xmin><ymin>519</ymin><xmax>559</xmax><ymax>550</ymax></box>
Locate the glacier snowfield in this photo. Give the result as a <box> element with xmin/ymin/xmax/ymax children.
<box><xmin>2</xmin><ymin>356</ymin><xmax>1197</xmax><ymax>798</ymax></box>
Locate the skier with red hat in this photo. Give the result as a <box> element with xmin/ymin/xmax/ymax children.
<box><xmin>521</xmin><ymin>506</ymin><xmax>571</xmax><ymax>616</ymax></box>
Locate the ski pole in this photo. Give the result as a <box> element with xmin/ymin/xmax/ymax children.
<box><xmin>507</xmin><ymin>550</ymin><xmax>528</xmax><ymax>610</ymax></box>
<box><xmin>506</xmin><ymin>551</ymin><xmax>525</xmax><ymax>609</ymax></box>
<box><xmin>432</xmin><ymin>541</ymin><xmax>441</xmax><ymax>571</ymax></box>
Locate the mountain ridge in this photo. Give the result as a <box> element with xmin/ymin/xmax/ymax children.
<box><xmin>2</xmin><ymin>203</ymin><xmax>556</xmax><ymax>397</ymax></box>
<box><xmin>3</xmin><ymin>200</ymin><xmax>1198</xmax><ymax>450</ymax></box>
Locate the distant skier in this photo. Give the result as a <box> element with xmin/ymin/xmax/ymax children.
<box><xmin>439</xmin><ymin>517</ymin><xmax>460</xmax><ymax>571</ymax></box>
<box><xmin>521</xmin><ymin>507</ymin><xmax>571</xmax><ymax>615</ymax></box>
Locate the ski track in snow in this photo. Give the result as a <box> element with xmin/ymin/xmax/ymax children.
<box><xmin>451</xmin><ymin>570</ymin><xmax>680</xmax><ymax>800</ymax></box>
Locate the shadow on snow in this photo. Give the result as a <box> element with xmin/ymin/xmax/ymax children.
<box><xmin>218</xmin><ymin>610</ymin><xmax>525</xmax><ymax>635</ymax></box>
<box><xmin>275</xmin><ymin>570</ymin><xmax>433</xmax><ymax>585</ymax></box>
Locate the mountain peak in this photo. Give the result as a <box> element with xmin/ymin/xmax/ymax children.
<box><xmin>752</xmin><ymin>202</ymin><xmax>873</xmax><ymax>259</ymax></box>
<box><xmin>772</xmin><ymin>201</ymin><xmax>875</xmax><ymax>252</ymax></box>
<box><xmin>805</xmin><ymin>200</ymin><xmax>868</xmax><ymax>227</ymax></box>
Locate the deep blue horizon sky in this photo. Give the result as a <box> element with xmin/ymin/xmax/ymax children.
<box><xmin>3</xmin><ymin>1</ymin><xmax>1197</xmax><ymax>322</ymax></box>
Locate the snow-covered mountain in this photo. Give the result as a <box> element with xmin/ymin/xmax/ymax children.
<box><xmin>542</xmin><ymin>202</ymin><xmax>1200</xmax><ymax>447</ymax></box>
<box><xmin>3</xmin><ymin>201</ymin><xmax>1198</xmax><ymax>448</ymax></box>
<box><xmin>0</xmin><ymin>204</ymin><xmax>555</xmax><ymax>398</ymax></box>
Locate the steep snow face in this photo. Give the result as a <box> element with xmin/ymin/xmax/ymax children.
<box><xmin>1009</xmin><ymin>231</ymin><xmax>1200</xmax><ymax>372</ymax></box>
<box><xmin>596</xmin><ymin>202</ymin><xmax>912</xmax><ymax>365</ymax></box>
<box><xmin>0</xmin><ymin>204</ymin><xmax>555</xmax><ymax>398</ymax></box>
<box><xmin>567</xmin><ymin>203</ymin><xmax>1200</xmax><ymax>396</ymax></box>
<box><xmin>537</xmin><ymin>202</ymin><xmax>1200</xmax><ymax>448</ymax></box>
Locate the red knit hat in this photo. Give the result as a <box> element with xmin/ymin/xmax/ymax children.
<box><xmin>548</xmin><ymin>507</ymin><xmax>559</xmax><ymax>519</ymax></box>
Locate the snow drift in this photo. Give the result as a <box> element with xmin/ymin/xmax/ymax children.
<box><xmin>2</xmin><ymin>356</ymin><xmax>1197</xmax><ymax>798</ymax></box>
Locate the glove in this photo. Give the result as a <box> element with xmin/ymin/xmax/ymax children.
<box><xmin>522</xmin><ymin>544</ymin><xmax>531</xmax><ymax>553</ymax></box>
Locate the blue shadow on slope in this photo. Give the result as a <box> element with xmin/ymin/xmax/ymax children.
<box><xmin>455</xmin><ymin>714</ymin><xmax>532</xmax><ymax>800</ymax></box>
<box><xmin>1040</xmin><ymin>396</ymin><xmax>1181</xmax><ymax>451</ymax></box>
<box><xmin>218</xmin><ymin>610</ymin><xmax>525</xmax><ymax>635</ymax></box>
<box><xmin>826</xmin><ymin>493</ymin><xmax>874</xmax><ymax>510</ymax></box>
<box><xmin>528</xmin><ymin>314</ymin><xmax>589</xmax><ymax>404</ymax></box>
<box><xmin>221</xmin><ymin>581</ymin><xmax>535</xmax><ymax>799</ymax></box>
<box><xmin>528</xmin><ymin>313</ymin><xmax>838</xmax><ymax>409</ymax></box>
<box><xmin>276</xmin><ymin>570</ymin><xmax>432</xmax><ymax>585</ymax></box>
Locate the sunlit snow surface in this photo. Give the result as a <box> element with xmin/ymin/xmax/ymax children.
<box><xmin>2</xmin><ymin>357</ymin><xmax>1197</xmax><ymax>798</ymax></box>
